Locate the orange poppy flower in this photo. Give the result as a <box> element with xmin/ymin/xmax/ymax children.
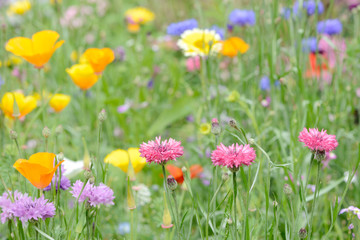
<box><xmin>5</xmin><ymin>30</ymin><xmax>64</xmax><ymax>68</ymax></box>
<box><xmin>13</xmin><ymin>152</ymin><xmax>64</xmax><ymax>189</ymax></box>
<box><xmin>66</xmin><ymin>64</ymin><xmax>99</xmax><ymax>90</ymax></box>
<box><xmin>82</xmin><ymin>48</ymin><xmax>115</xmax><ymax>74</ymax></box>
<box><xmin>166</xmin><ymin>164</ymin><xmax>203</xmax><ymax>184</ymax></box>
<box><xmin>305</xmin><ymin>53</ymin><xmax>328</xmax><ymax>78</ymax></box>
<box><xmin>221</xmin><ymin>37</ymin><xmax>249</xmax><ymax>58</ymax></box>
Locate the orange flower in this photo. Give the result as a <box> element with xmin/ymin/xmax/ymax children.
<box><xmin>13</xmin><ymin>152</ymin><xmax>64</xmax><ymax>189</ymax></box>
<box><xmin>305</xmin><ymin>53</ymin><xmax>328</xmax><ymax>78</ymax></box>
<box><xmin>66</xmin><ymin>64</ymin><xmax>99</xmax><ymax>90</ymax></box>
<box><xmin>221</xmin><ymin>37</ymin><xmax>249</xmax><ymax>58</ymax></box>
<box><xmin>0</xmin><ymin>92</ymin><xmax>37</xmax><ymax>119</ymax></box>
<box><xmin>5</xmin><ymin>30</ymin><xmax>64</xmax><ymax>68</ymax></box>
<box><xmin>166</xmin><ymin>164</ymin><xmax>203</xmax><ymax>184</ymax></box>
<box><xmin>82</xmin><ymin>48</ymin><xmax>115</xmax><ymax>74</ymax></box>
<box><xmin>49</xmin><ymin>93</ymin><xmax>71</xmax><ymax>113</ymax></box>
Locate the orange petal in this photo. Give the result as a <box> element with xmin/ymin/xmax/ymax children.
<box><xmin>5</xmin><ymin>37</ymin><xmax>33</xmax><ymax>56</ymax></box>
<box><xmin>32</xmin><ymin>30</ymin><xmax>60</xmax><ymax>53</ymax></box>
<box><xmin>190</xmin><ymin>164</ymin><xmax>203</xmax><ymax>179</ymax></box>
<box><xmin>28</xmin><ymin>152</ymin><xmax>56</xmax><ymax>169</ymax></box>
<box><xmin>166</xmin><ymin>165</ymin><xmax>184</xmax><ymax>184</ymax></box>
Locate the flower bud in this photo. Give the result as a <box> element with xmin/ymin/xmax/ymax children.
<box><xmin>248</xmin><ymin>138</ymin><xmax>255</xmax><ymax>145</ymax></box>
<box><xmin>127</xmin><ymin>177</ymin><xmax>136</xmax><ymax>210</ymax></box>
<box><xmin>9</xmin><ymin>130</ymin><xmax>17</xmax><ymax>140</ymax></box>
<box><xmin>298</xmin><ymin>228</ymin><xmax>307</xmax><ymax>239</ymax></box>
<box><xmin>211</xmin><ymin>118</ymin><xmax>221</xmax><ymax>135</ymax></box>
<box><xmin>167</xmin><ymin>175</ymin><xmax>178</xmax><ymax>191</ymax></box>
<box><xmin>161</xmin><ymin>192</ymin><xmax>173</xmax><ymax>229</ymax></box>
<box><xmin>315</xmin><ymin>150</ymin><xmax>326</xmax><ymax>162</ymax></box>
<box><xmin>229</xmin><ymin>119</ymin><xmax>238</xmax><ymax>128</ymax></box>
<box><xmin>42</xmin><ymin>127</ymin><xmax>51</xmax><ymax>138</ymax></box>
<box><xmin>181</xmin><ymin>166</ymin><xmax>187</xmax><ymax>173</ymax></box>
<box><xmin>283</xmin><ymin>184</ymin><xmax>293</xmax><ymax>196</ymax></box>
<box><xmin>222</xmin><ymin>172</ymin><xmax>230</xmax><ymax>181</ymax></box>
<box><xmin>84</xmin><ymin>169</ymin><xmax>93</xmax><ymax>180</ymax></box>
<box><xmin>227</xmin><ymin>218</ymin><xmax>233</xmax><ymax>225</ymax></box>
<box><xmin>55</xmin><ymin>125</ymin><xmax>63</xmax><ymax>135</ymax></box>
<box><xmin>57</xmin><ymin>152</ymin><xmax>64</xmax><ymax>162</ymax></box>
<box><xmin>98</xmin><ymin>109</ymin><xmax>107</xmax><ymax>123</ymax></box>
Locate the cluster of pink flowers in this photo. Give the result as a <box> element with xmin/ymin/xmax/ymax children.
<box><xmin>139</xmin><ymin>136</ymin><xmax>184</xmax><ymax>164</ymax></box>
<box><xmin>298</xmin><ymin>128</ymin><xmax>338</xmax><ymax>153</ymax></box>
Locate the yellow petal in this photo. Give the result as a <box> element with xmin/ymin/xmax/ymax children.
<box><xmin>32</xmin><ymin>30</ymin><xmax>60</xmax><ymax>54</ymax></box>
<box><xmin>5</xmin><ymin>37</ymin><xmax>33</xmax><ymax>56</ymax></box>
<box><xmin>128</xmin><ymin>147</ymin><xmax>146</xmax><ymax>173</ymax></box>
<box><xmin>104</xmin><ymin>149</ymin><xmax>129</xmax><ymax>173</ymax></box>
<box><xmin>49</xmin><ymin>93</ymin><xmax>71</xmax><ymax>112</ymax></box>
<box><xmin>28</xmin><ymin>152</ymin><xmax>56</xmax><ymax>170</ymax></box>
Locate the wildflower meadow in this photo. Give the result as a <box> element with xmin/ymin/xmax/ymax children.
<box><xmin>0</xmin><ymin>0</ymin><xmax>360</xmax><ymax>239</ymax></box>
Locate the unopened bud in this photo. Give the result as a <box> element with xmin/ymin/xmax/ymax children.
<box><xmin>55</xmin><ymin>125</ymin><xmax>63</xmax><ymax>135</ymax></box>
<box><xmin>161</xmin><ymin>191</ymin><xmax>173</xmax><ymax>229</ymax></box>
<box><xmin>9</xmin><ymin>130</ymin><xmax>17</xmax><ymax>140</ymax></box>
<box><xmin>273</xmin><ymin>201</ymin><xmax>278</xmax><ymax>208</ymax></box>
<box><xmin>98</xmin><ymin>109</ymin><xmax>107</xmax><ymax>123</ymax></box>
<box><xmin>42</xmin><ymin>127</ymin><xmax>51</xmax><ymax>138</ymax></box>
<box><xmin>227</xmin><ymin>218</ymin><xmax>233</xmax><ymax>225</ymax></box>
<box><xmin>298</xmin><ymin>228</ymin><xmax>307</xmax><ymax>239</ymax></box>
<box><xmin>181</xmin><ymin>166</ymin><xmax>187</xmax><ymax>173</ymax></box>
<box><xmin>57</xmin><ymin>152</ymin><xmax>64</xmax><ymax>162</ymax></box>
<box><xmin>229</xmin><ymin>119</ymin><xmax>237</xmax><ymax>128</ymax></box>
<box><xmin>211</xmin><ymin>118</ymin><xmax>221</xmax><ymax>135</ymax></box>
<box><xmin>248</xmin><ymin>138</ymin><xmax>255</xmax><ymax>145</ymax></box>
<box><xmin>84</xmin><ymin>169</ymin><xmax>93</xmax><ymax>180</ymax></box>
<box><xmin>222</xmin><ymin>172</ymin><xmax>230</xmax><ymax>181</ymax></box>
<box><xmin>283</xmin><ymin>184</ymin><xmax>293</xmax><ymax>196</ymax></box>
<box><xmin>167</xmin><ymin>175</ymin><xmax>178</xmax><ymax>191</ymax></box>
<box><xmin>314</xmin><ymin>150</ymin><xmax>326</xmax><ymax>162</ymax></box>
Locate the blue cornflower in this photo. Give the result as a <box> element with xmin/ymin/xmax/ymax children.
<box><xmin>293</xmin><ymin>1</ymin><xmax>324</xmax><ymax>16</ymax></box>
<box><xmin>260</xmin><ymin>76</ymin><xmax>271</xmax><ymax>91</ymax></box>
<box><xmin>228</xmin><ymin>9</ymin><xmax>256</xmax><ymax>26</ymax></box>
<box><xmin>317</xmin><ymin>19</ymin><xmax>342</xmax><ymax>35</ymax></box>
<box><xmin>166</xmin><ymin>19</ymin><xmax>198</xmax><ymax>36</ymax></box>
<box><xmin>210</xmin><ymin>25</ymin><xmax>225</xmax><ymax>39</ymax></box>
<box><xmin>301</xmin><ymin>37</ymin><xmax>318</xmax><ymax>53</ymax></box>
<box><xmin>281</xmin><ymin>7</ymin><xmax>292</xmax><ymax>20</ymax></box>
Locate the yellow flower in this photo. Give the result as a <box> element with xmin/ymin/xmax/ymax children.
<box><xmin>5</xmin><ymin>30</ymin><xmax>64</xmax><ymax>68</ymax></box>
<box><xmin>104</xmin><ymin>148</ymin><xmax>146</xmax><ymax>174</ymax></box>
<box><xmin>49</xmin><ymin>94</ymin><xmax>71</xmax><ymax>113</ymax></box>
<box><xmin>177</xmin><ymin>28</ymin><xmax>223</xmax><ymax>57</ymax></box>
<box><xmin>226</xmin><ymin>90</ymin><xmax>240</xmax><ymax>102</ymax></box>
<box><xmin>125</xmin><ymin>7</ymin><xmax>155</xmax><ymax>25</ymax></box>
<box><xmin>200</xmin><ymin>123</ymin><xmax>211</xmax><ymax>135</ymax></box>
<box><xmin>7</xmin><ymin>0</ymin><xmax>31</xmax><ymax>15</ymax></box>
<box><xmin>82</xmin><ymin>48</ymin><xmax>115</xmax><ymax>74</ymax></box>
<box><xmin>0</xmin><ymin>92</ymin><xmax>37</xmax><ymax>119</ymax></box>
<box><xmin>66</xmin><ymin>64</ymin><xmax>99</xmax><ymax>90</ymax></box>
<box><xmin>6</xmin><ymin>55</ymin><xmax>23</xmax><ymax>67</ymax></box>
<box><xmin>221</xmin><ymin>37</ymin><xmax>249</xmax><ymax>58</ymax></box>
<box><xmin>0</xmin><ymin>61</ymin><xmax>2</xmax><ymax>68</ymax></box>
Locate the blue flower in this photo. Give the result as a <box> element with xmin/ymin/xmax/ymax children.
<box><xmin>317</xmin><ymin>19</ymin><xmax>342</xmax><ymax>35</ymax></box>
<box><xmin>281</xmin><ymin>7</ymin><xmax>292</xmax><ymax>20</ymax></box>
<box><xmin>166</xmin><ymin>19</ymin><xmax>198</xmax><ymax>36</ymax></box>
<box><xmin>293</xmin><ymin>1</ymin><xmax>324</xmax><ymax>16</ymax></box>
<box><xmin>301</xmin><ymin>37</ymin><xmax>318</xmax><ymax>53</ymax></box>
<box><xmin>228</xmin><ymin>9</ymin><xmax>256</xmax><ymax>26</ymax></box>
<box><xmin>118</xmin><ymin>222</ymin><xmax>131</xmax><ymax>235</ymax></box>
<box><xmin>260</xmin><ymin>76</ymin><xmax>271</xmax><ymax>91</ymax></box>
<box><xmin>210</xmin><ymin>25</ymin><xmax>225</xmax><ymax>39</ymax></box>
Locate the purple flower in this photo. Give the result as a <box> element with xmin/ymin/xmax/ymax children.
<box><xmin>317</xmin><ymin>19</ymin><xmax>342</xmax><ymax>35</ymax></box>
<box><xmin>70</xmin><ymin>180</ymin><xmax>115</xmax><ymax>207</ymax></box>
<box><xmin>117</xmin><ymin>99</ymin><xmax>132</xmax><ymax>113</ymax></box>
<box><xmin>349</xmin><ymin>223</ymin><xmax>354</xmax><ymax>230</ymax></box>
<box><xmin>339</xmin><ymin>206</ymin><xmax>360</xmax><ymax>219</ymax></box>
<box><xmin>260</xmin><ymin>76</ymin><xmax>271</xmax><ymax>91</ymax></box>
<box><xmin>114</xmin><ymin>46</ymin><xmax>126</xmax><ymax>62</ymax></box>
<box><xmin>281</xmin><ymin>7</ymin><xmax>292</xmax><ymax>19</ymax></box>
<box><xmin>0</xmin><ymin>191</ymin><xmax>55</xmax><ymax>224</ymax></box>
<box><xmin>228</xmin><ymin>9</ymin><xmax>256</xmax><ymax>26</ymax></box>
<box><xmin>302</xmin><ymin>37</ymin><xmax>318</xmax><ymax>53</ymax></box>
<box><xmin>293</xmin><ymin>1</ymin><xmax>324</xmax><ymax>16</ymax></box>
<box><xmin>44</xmin><ymin>166</ymin><xmax>71</xmax><ymax>192</ymax></box>
<box><xmin>167</xmin><ymin>19</ymin><xmax>198</xmax><ymax>36</ymax></box>
<box><xmin>210</xmin><ymin>25</ymin><xmax>225</xmax><ymax>39</ymax></box>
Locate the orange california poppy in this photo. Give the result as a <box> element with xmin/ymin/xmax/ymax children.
<box><xmin>166</xmin><ymin>164</ymin><xmax>203</xmax><ymax>184</ymax></box>
<box><xmin>13</xmin><ymin>152</ymin><xmax>64</xmax><ymax>189</ymax></box>
<box><xmin>66</xmin><ymin>64</ymin><xmax>99</xmax><ymax>90</ymax></box>
<box><xmin>82</xmin><ymin>48</ymin><xmax>115</xmax><ymax>74</ymax></box>
<box><xmin>0</xmin><ymin>92</ymin><xmax>37</xmax><ymax>119</ymax></box>
<box><xmin>49</xmin><ymin>93</ymin><xmax>71</xmax><ymax>113</ymax></box>
<box><xmin>5</xmin><ymin>30</ymin><xmax>64</xmax><ymax>68</ymax></box>
<box><xmin>221</xmin><ymin>37</ymin><xmax>250</xmax><ymax>58</ymax></box>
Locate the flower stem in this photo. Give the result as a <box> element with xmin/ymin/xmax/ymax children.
<box><xmin>232</xmin><ymin>171</ymin><xmax>238</xmax><ymax>240</ymax></box>
<box><xmin>130</xmin><ymin>210</ymin><xmax>135</xmax><ymax>240</ymax></box>
<box><xmin>308</xmin><ymin>161</ymin><xmax>321</xmax><ymax>239</ymax></box>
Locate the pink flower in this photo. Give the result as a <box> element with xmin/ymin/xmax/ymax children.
<box><xmin>186</xmin><ymin>56</ymin><xmax>201</xmax><ymax>72</ymax></box>
<box><xmin>318</xmin><ymin>36</ymin><xmax>346</xmax><ymax>69</ymax></box>
<box><xmin>298</xmin><ymin>128</ymin><xmax>338</xmax><ymax>152</ymax></box>
<box><xmin>211</xmin><ymin>143</ymin><xmax>256</xmax><ymax>170</ymax></box>
<box><xmin>139</xmin><ymin>136</ymin><xmax>184</xmax><ymax>164</ymax></box>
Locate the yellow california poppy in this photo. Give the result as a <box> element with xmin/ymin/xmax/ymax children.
<box><xmin>104</xmin><ymin>148</ymin><xmax>146</xmax><ymax>174</ymax></box>
<box><xmin>13</xmin><ymin>152</ymin><xmax>64</xmax><ymax>189</ymax></box>
<box><xmin>66</xmin><ymin>64</ymin><xmax>99</xmax><ymax>90</ymax></box>
<box><xmin>82</xmin><ymin>48</ymin><xmax>115</xmax><ymax>74</ymax></box>
<box><xmin>125</xmin><ymin>7</ymin><xmax>155</xmax><ymax>24</ymax></box>
<box><xmin>7</xmin><ymin>0</ymin><xmax>31</xmax><ymax>15</ymax></box>
<box><xmin>49</xmin><ymin>94</ymin><xmax>71</xmax><ymax>113</ymax></box>
<box><xmin>0</xmin><ymin>92</ymin><xmax>37</xmax><ymax>119</ymax></box>
<box><xmin>221</xmin><ymin>37</ymin><xmax>249</xmax><ymax>58</ymax></box>
<box><xmin>5</xmin><ymin>30</ymin><xmax>64</xmax><ymax>68</ymax></box>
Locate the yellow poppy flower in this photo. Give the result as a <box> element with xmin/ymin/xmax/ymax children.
<box><xmin>13</xmin><ymin>152</ymin><xmax>64</xmax><ymax>189</ymax></box>
<box><xmin>199</xmin><ymin>123</ymin><xmax>211</xmax><ymax>135</ymax></box>
<box><xmin>0</xmin><ymin>92</ymin><xmax>37</xmax><ymax>119</ymax></box>
<box><xmin>49</xmin><ymin>94</ymin><xmax>71</xmax><ymax>113</ymax></box>
<box><xmin>125</xmin><ymin>7</ymin><xmax>155</xmax><ymax>25</ymax></box>
<box><xmin>82</xmin><ymin>48</ymin><xmax>115</xmax><ymax>74</ymax></box>
<box><xmin>66</xmin><ymin>64</ymin><xmax>99</xmax><ymax>90</ymax></box>
<box><xmin>7</xmin><ymin>0</ymin><xmax>31</xmax><ymax>15</ymax></box>
<box><xmin>5</xmin><ymin>30</ymin><xmax>64</xmax><ymax>68</ymax></box>
<box><xmin>221</xmin><ymin>37</ymin><xmax>249</xmax><ymax>58</ymax></box>
<box><xmin>104</xmin><ymin>148</ymin><xmax>146</xmax><ymax>174</ymax></box>
<box><xmin>177</xmin><ymin>28</ymin><xmax>223</xmax><ymax>57</ymax></box>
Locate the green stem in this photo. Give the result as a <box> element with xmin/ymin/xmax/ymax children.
<box><xmin>308</xmin><ymin>161</ymin><xmax>321</xmax><ymax>239</ymax></box>
<box><xmin>233</xmin><ymin>171</ymin><xmax>238</xmax><ymax>240</ymax></box>
<box><xmin>130</xmin><ymin>210</ymin><xmax>135</xmax><ymax>240</ymax></box>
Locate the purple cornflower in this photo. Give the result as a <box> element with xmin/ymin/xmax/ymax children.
<box><xmin>228</xmin><ymin>9</ymin><xmax>256</xmax><ymax>26</ymax></box>
<box><xmin>293</xmin><ymin>1</ymin><xmax>324</xmax><ymax>16</ymax></box>
<box><xmin>317</xmin><ymin>19</ymin><xmax>342</xmax><ymax>35</ymax></box>
<box><xmin>260</xmin><ymin>76</ymin><xmax>271</xmax><ymax>91</ymax></box>
<box><xmin>167</xmin><ymin>19</ymin><xmax>198</xmax><ymax>36</ymax></box>
<box><xmin>302</xmin><ymin>37</ymin><xmax>318</xmax><ymax>53</ymax></box>
<box><xmin>44</xmin><ymin>165</ymin><xmax>71</xmax><ymax>192</ymax></box>
<box><xmin>0</xmin><ymin>191</ymin><xmax>55</xmax><ymax>224</ymax></box>
<box><xmin>210</xmin><ymin>25</ymin><xmax>225</xmax><ymax>39</ymax></box>
<box><xmin>70</xmin><ymin>180</ymin><xmax>115</xmax><ymax>207</ymax></box>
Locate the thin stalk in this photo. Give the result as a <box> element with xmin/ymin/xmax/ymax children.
<box><xmin>162</xmin><ymin>165</ymin><xmax>178</xmax><ymax>238</ymax></box>
<box><xmin>232</xmin><ymin>171</ymin><xmax>238</xmax><ymax>240</ymax></box>
<box><xmin>308</xmin><ymin>161</ymin><xmax>321</xmax><ymax>239</ymax></box>
<box><xmin>130</xmin><ymin>210</ymin><xmax>135</xmax><ymax>240</ymax></box>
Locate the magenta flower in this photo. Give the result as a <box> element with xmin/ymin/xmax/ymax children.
<box><xmin>70</xmin><ymin>180</ymin><xmax>115</xmax><ymax>207</ymax></box>
<box><xmin>298</xmin><ymin>128</ymin><xmax>338</xmax><ymax>153</ymax></box>
<box><xmin>211</xmin><ymin>143</ymin><xmax>256</xmax><ymax>170</ymax></box>
<box><xmin>139</xmin><ymin>136</ymin><xmax>184</xmax><ymax>165</ymax></box>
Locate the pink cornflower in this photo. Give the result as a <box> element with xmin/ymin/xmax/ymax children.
<box><xmin>139</xmin><ymin>136</ymin><xmax>184</xmax><ymax>165</ymax></box>
<box><xmin>211</xmin><ymin>143</ymin><xmax>256</xmax><ymax>171</ymax></box>
<box><xmin>298</xmin><ymin>128</ymin><xmax>338</xmax><ymax>153</ymax></box>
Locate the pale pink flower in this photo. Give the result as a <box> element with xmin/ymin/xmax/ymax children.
<box><xmin>318</xmin><ymin>36</ymin><xmax>346</xmax><ymax>69</ymax></box>
<box><xmin>186</xmin><ymin>56</ymin><xmax>201</xmax><ymax>72</ymax></box>
<box><xmin>139</xmin><ymin>137</ymin><xmax>184</xmax><ymax>164</ymax></box>
<box><xmin>298</xmin><ymin>128</ymin><xmax>338</xmax><ymax>152</ymax></box>
<box><xmin>211</xmin><ymin>143</ymin><xmax>256</xmax><ymax>170</ymax></box>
